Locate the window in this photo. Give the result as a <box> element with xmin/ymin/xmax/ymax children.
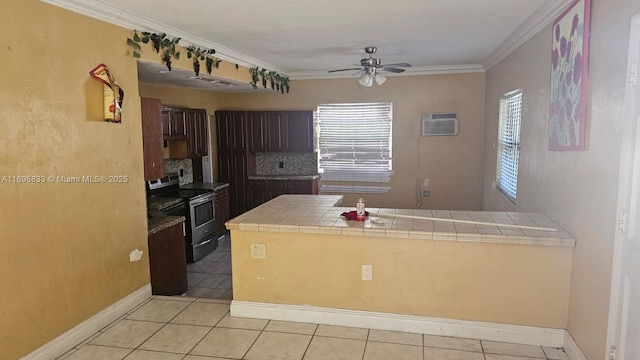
<box><xmin>496</xmin><ymin>90</ymin><xmax>522</xmax><ymax>203</ymax></box>
<box><xmin>316</xmin><ymin>102</ymin><xmax>393</xmax><ymax>184</ymax></box>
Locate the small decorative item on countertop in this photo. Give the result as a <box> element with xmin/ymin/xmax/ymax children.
<box><xmin>341</xmin><ymin>210</ymin><xmax>370</xmax><ymax>221</ymax></box>
<box><xmin>89</xmin><ymin>64</ymin><xmax>124</xmax><ymax>123</ymax></box>
<box><xmin>356</xmin><ymin>198</ymin><xmax>366</xmax><ymax>221</ymax></box>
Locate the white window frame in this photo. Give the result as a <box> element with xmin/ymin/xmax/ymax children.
<box><xmin>316</xmin><ymin>102</ymin><xmax>393</xmax><ymax>185</ymax></box>
<box><xmin>496</xmin><ymin>90</ymin><xmax>522</xmax><ymax>203</ymax></box>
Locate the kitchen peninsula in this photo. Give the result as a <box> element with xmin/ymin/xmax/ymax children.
<box><xmin>226</xmin><ymin>195</ymin><xmax>574</xmax><ymax>345</ymax></box>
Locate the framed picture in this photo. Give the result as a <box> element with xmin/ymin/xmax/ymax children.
<box><xmin>548</xmin><ymin>0</ymin><xmax>591</xmax><ymax>150</ymax></box>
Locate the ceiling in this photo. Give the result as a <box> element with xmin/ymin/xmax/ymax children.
<box><xmin>44</xmin><ymin>0</ymin><xmax>573</xmax><ymax>90</ymax></box>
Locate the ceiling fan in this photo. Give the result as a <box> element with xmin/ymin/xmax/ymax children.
<box><xmin>328</xmin><ymin>46</ymin><xmax>411</xmax><ymax>86</ymax></box>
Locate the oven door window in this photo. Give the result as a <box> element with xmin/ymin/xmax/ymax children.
<box><xmin>194</xmin><ymin>200</ymin><xmax>214</xmax><ymax>227</ymax></box>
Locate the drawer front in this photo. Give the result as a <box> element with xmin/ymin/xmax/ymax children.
<box><xmin>287</xmin><ymin>180</ymin><xmax>312</xmax><ymax>193</ymax></box>
<box><xmin>248</xmin><ymin>179</ymin><xmax>268</xmax><ymax>188</ymax></box>
<box><xmin>268</xmin><ymin>179</ymin><xmax>288</xmax><ymax>190</ymax></box>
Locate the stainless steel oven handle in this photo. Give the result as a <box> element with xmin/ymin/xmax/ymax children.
<box><xmin>193</xmin><ymin>238</ymin><xmax>213</xmax><ymax>248</ymax></box>
<box><xmin>190</xmin><ymin>194</ymin><xmax>214</xmax><ymax>206</ymax></box>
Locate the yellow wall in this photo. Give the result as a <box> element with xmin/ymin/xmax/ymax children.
<box><xmin>231</xmin><ymin>230</ymin><xmax>572</xmax><ymax>328</ymax></box>
<box><xmin>223</xmin><ymin>74</ymin><xmax>486</xmax><ymax>210</ymax></box>
<box><xmin>482</xmin><ymin>0</ymin><xmax>640</xmax><ymax>358</ymax></box>
<box><xmin>0</xmin><ymin>1</ymin><xmax>149</xmax><ymax>358</ymax></box>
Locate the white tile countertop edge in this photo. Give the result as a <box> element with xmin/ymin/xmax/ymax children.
<box><xmin>226</xmin><ymin>195</ymin><xmax>575</xmax><ymax>247</ymax></box>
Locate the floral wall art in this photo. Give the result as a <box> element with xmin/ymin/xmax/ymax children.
<box><xmin>549</xmin><ymin>0</ymin><xmax>591</xmax><ymax>150</ymax></box>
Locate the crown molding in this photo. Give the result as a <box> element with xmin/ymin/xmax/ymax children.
<box><xmin>289</xmin><ymin>64</ymin><xmax>485</xmax><ymax>80</ymax></box>
<box><xmin>39</xmin><ymin>0</ymin><xmax>288</xmax><ymax>74</ymax></box>
<box><xmin>483</xmin><ymin>0</ymin><xmax>575</xmax><ymax>70</ymax></box>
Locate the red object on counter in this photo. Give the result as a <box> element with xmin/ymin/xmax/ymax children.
<box><xmin>341</xmin><ymin>210</ymin><xmax>370</xmax><ymax>220</ymax></box>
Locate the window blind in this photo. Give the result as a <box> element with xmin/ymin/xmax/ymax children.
<box><xmin>496</xmin><ymin>90</ymin><xmax>522</xmax><ymax>203</ymax></box>
<box><xmin>317</xmin><ymin>102</ymin><xmax>393</xmax><ymax>182</ymax></box>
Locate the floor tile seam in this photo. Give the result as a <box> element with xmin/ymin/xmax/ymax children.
<box><xmin>360</xmin><ymin>339</ymin><xmax>368</xmax><ymax>360</ymax></box>
<box><xmin>181</xmin><ymin>323</ymin><xmax>217</xmax><ymax>357</ymax></box>
<box><xmin>166</xmin><ymin>320</ymin><xmax>217</xmax><ymax>330</ymax></box>
<box><xmin>127</xmin><ymin>298</ymin><xmax>153</xmax><ymax>315</ymax></box>
<box><xmin>239</xmin><ymin>322</ymin><xmax>267</xmax><ymax>360</ymax></box>
<box><xmin>122</xmin><ymin>320</ymin><xmax>173</xmax><ymax>353</ymax></box>
<box><xmin>423</xmin><ymin>344</ymin><xmax>485</xmax><ymax>353</ymax></box>
<box><xmin>124</xmin><ymin>317</ymin><xmax>181</xmax><ymax>325</ymax></box>
<box><xmin>482</xmin><ymin>351</ymin><xmax>548</xmax><ymax>359</ymax></box>
<box><xmin>73</xmin><ymin>332</ymin><xmax>102</xmax><ymax>350</ymax></box>
<box><xmin>260</xmin><ymin>328</ymin><xmax>317</xmax><ymax>336</ymax></box>
<box><xmin>299</xmin><ymin>326</ymin><xmax>317</xmax><ymax>360</ymax></box>
<box><xmin>365</xmin><ymin>338</ymin><xmax>424</xmax><ymax>347</ymax></box>
<box><xmin>313</xmin><ymin>333</ymin><xmax>368</xmax><ymax>342</ymax></box>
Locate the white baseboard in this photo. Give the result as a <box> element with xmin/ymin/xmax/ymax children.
<box><xmin>22</xmin><ymin>284</ymin><xmax>152</xmax><ymax>360</ymax></box>
<box><xmin>563</xmin><ymin>331</ymin><xmax>588</xmax><ymax>360</ymax></box>
<box><xmin>231</xmin><ymin>300</ymin><xmax>566</xmax><ymax>347</ymax></box>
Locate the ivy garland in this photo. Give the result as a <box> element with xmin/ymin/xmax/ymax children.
<box><xmin>127</xmin><ymin>31</ymin><xmax>289</xmax><ymax>93</ymax></box>
<box><xmin>126</xmin><ymin>31</ymin><xmax>181</xmax><ymax>71</ymax></box>
<box><xmin>250</xmin><ymin>67</ymin><xmax>290</xmax><ymax>94</ymax></box>
<box><xmin>186</xmin><ymin>46</ymin><xmax>222</xmax><ymax>77</ymax></box>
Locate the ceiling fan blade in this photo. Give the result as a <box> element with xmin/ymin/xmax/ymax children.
<box><xmin>328</xmin><ymin>67</ymin><xmax>362</xmax><ymax>73</ymax></box>
<box><xmin>381</xmin><ymin>63</ymin><xmax>411</xmax><ymax>68</ymax></box>
<box><xmin>381</xmin><ymin>67</ymin><xmax>405</xmax><ymax>73</ymax></box>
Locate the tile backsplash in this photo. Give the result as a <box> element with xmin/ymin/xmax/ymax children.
<box><xmin>255</xmin><ymin>152</ymin><xmax>317</xmax><ymax>175</ymax></box>
<box><xmin>164</xmin><ymin>158</ymin><xmax>193</xmax><ymax>185</ymax></box>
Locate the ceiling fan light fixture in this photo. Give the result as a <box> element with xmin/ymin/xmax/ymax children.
<box><xmin>358</xmin><ymin>73</ymin><xmax>373</xmax><ymax>87</ymax></box>
<box><xmin>375</xmin><ymin>74</ymin><xmax>387</xmax><ymax>85</ymax></box>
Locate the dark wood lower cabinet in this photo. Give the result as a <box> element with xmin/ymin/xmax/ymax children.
<box><xmin>247</xmin><ymin>179</ymin><xmax>319</xmax><ymax>209</ymax></box>
<box><xmin>215</xmin><ymin>186</ymin><xmax>230</xmax><ymax>237</ymax></box>
<box><xmin>247</xmin><ymin>179</ymin><xmax>268</xmax><ymax>210</ymax></box>
<box><xmin>148</xmin><ymin>222</ymin><xmax>188</xmax><ymax>295</ymax></box>
<box><xmin>218</xmin><ymin>152</ymin><xmax>247</xmax><ymax>218</ymax></box>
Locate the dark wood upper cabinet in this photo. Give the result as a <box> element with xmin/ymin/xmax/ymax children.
<box><xmin>266</xmin><ymin>111</ymin><xmax>287</xmax><ymax>152</ymax></box>
<box><xmin>162</xmin><ymin>107</ymin><xmax>187</xmax><ymax>140</ymax></box>
<box><xmin>186</xmin><ymin>109</ymin><xmax>208</xmax><ymax>158</ymax></box>
<box><xmin>248</xmin><ymin>111</ymin><xmax>268</xmax><ymax>153</ymax></box>
<box><xmin>171</xmin><ymin>108</ymin><xmax>187</xmax><ymax>138</ymax></box>
<box><xmin>216</xmin><ymin>111</ymin><xmax>247</xmax><ymax>152</ymax></box>
<box><xmin>141</xmin><ymin>97</ymin><xmax>164</xmax><ymax>181</ymax></box>
<box><xmin>165</xmin><ymin>107</ymin><xmax>208</xmax><ymax>159</ymax></box>
<box><xmin>286</xmin><ymin>111</ymin><xmax>314</xmax><ymax>153</ymax></box>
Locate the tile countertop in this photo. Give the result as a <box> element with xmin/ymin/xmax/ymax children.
<box><xmin>180</xmin><ymin>182</ymin><xmax>230</xmax><ymax>191</ymax></box>
<box><xmin>226</xmin><ymin>195</ymin><xmax>576</xmax><ymax>247</ymax></box>
<box><xmin>248</xmin><ymin>175</ymin><xmax>320</xmax><ymax>180</ymax></box>
<box><xmin>146</xmin><ymin>197</ymin><xmax>185</xmax><ymax>236</ymax></box>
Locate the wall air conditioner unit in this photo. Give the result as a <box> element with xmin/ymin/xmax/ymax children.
<box><xmin>421</xmin><ymin>112</ymin><xmax>458</xmax><ymax>136</ymax></box>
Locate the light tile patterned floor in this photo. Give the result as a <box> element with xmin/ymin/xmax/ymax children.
<box><xmin>57</xmin><ymin>297</ymin><xmax>570</xmax><ymax>360</ymax></box>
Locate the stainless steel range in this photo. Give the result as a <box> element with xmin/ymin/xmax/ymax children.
<box><xmin>148</xmin><ymin>173</ymin><xmax>217</xmax><ymax>263</ymax></box>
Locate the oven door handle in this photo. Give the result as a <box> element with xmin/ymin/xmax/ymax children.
<box><xmin>193</xmin><ymin>238</ymin><xmax>214</xmax><ymax>248</ymax></box>
<box><xmin>190</xmin><ymin>195</ymin><xmax>214</xmax><ymax>207</ymax></box>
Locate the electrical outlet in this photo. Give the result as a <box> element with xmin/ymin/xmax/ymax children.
<box><xmin>361</xmin><ymin>264</ymin><xmax>372</xmax><ymax>281</ymax></box>
<box><xmin>423</xmin><ymin>191</ymin><xmax>431</xmax><ymax>197</ymax></box>
<box><xmin>250</xmin><ymin>244</ymin><xmax>266</xmax><ymax>259</ymax></box>
<box><xmin>423</xmin><ymin>178</ymin><xmax>430</xmax><ymax>187</ymax></box>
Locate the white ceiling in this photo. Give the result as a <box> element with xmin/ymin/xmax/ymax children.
<box><xmin>43</xmin><ymin>0</ymin><xmax>573</xmax><ymax>90</ymax></box>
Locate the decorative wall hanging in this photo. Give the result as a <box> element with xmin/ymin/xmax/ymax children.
<box><xmin>89</xmin><ymin>64</ymin><xmax>124</xmax><ymax>123</ymax></box>
<box><xmin>548</xmin><ymin>0</ymin><xmax>591</xmax><ymax>150</ymax></box>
